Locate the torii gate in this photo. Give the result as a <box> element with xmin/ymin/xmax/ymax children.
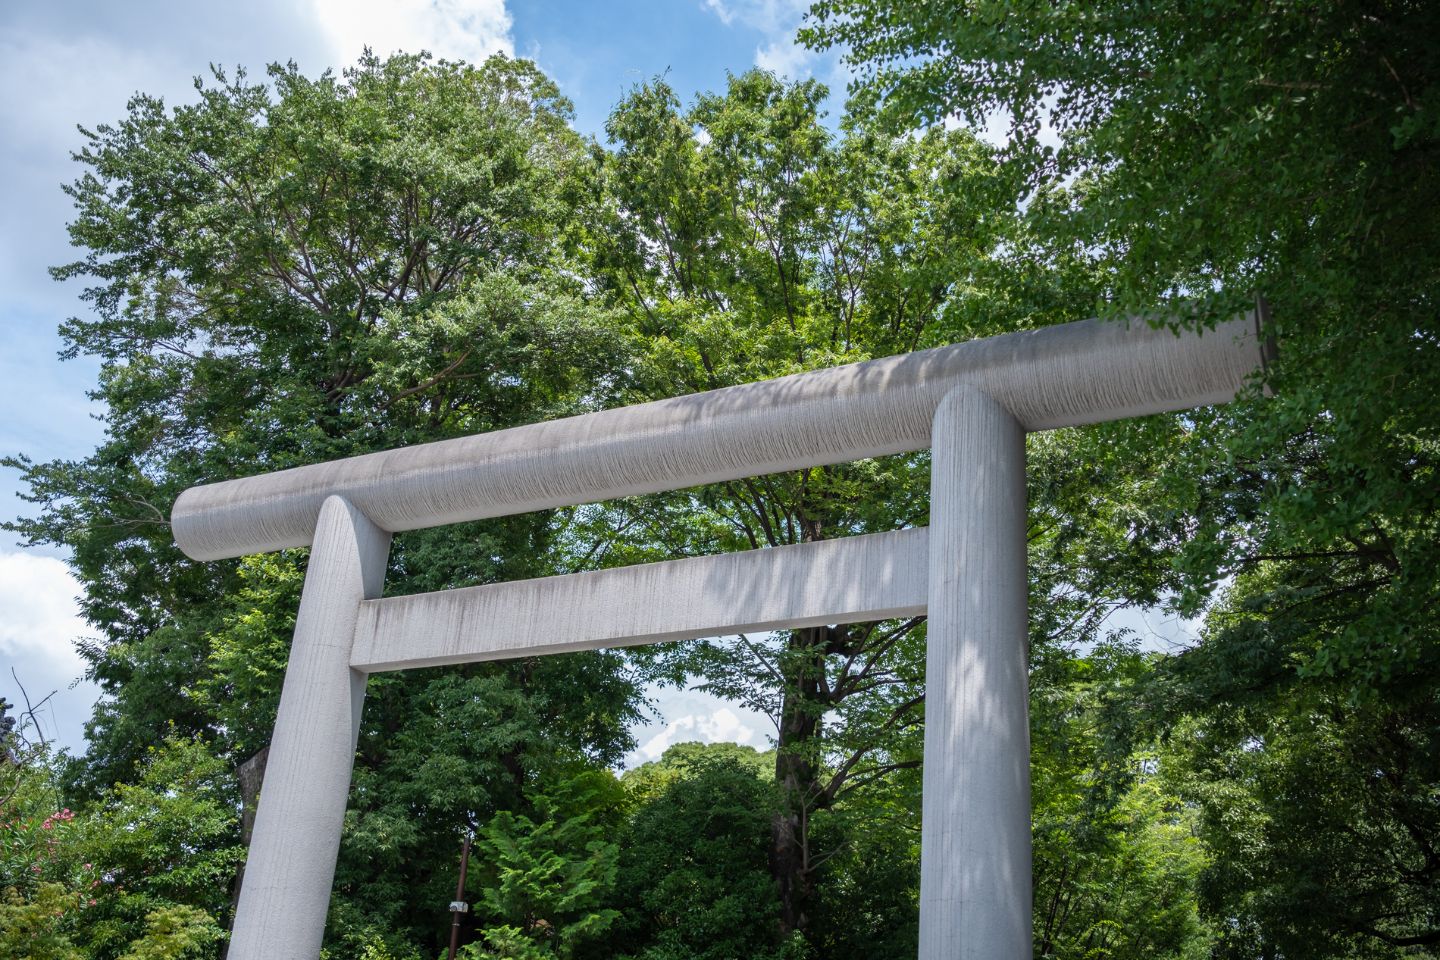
<box><xmin>172</xmin><ymin>309</ymin><xmax>1272</xmax><ymax>959</ymax></box>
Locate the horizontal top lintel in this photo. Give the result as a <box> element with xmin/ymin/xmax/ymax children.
<box><xmin>173</xmin><ymin>310</ymin><xmax>1270</xmax><ymax>560</ymax></box>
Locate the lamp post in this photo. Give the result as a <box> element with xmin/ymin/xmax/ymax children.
<box><xmin>446</xmin><ymin>831</ymin><xmax>473</xmax><ymax>960</ymax></box>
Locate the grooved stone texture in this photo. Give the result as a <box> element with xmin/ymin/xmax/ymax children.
<box><xmin>922</xmin><ymin>386</ymin><xmax>1032</xmax><ymax>959</ymax></box>
<box><xmin>351</xmin><ymin>528</ymin><xmax>928</xmax><ymax>672</ymax></box>
<box><xmin>172</xmin><ymin>313</ymin><xmax>1270</xmax><ymax>560</ymax></box>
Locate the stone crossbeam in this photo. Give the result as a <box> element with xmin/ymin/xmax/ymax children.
<box><xmin>350</xmin><ymin>528</ymin><xmax>928</xmax><ymax>673</ymax></box>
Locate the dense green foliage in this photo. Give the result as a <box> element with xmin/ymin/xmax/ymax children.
<box><xmin>805</xmin><ymin>0</ymin><xmax>1440</xmax><ymax>953</ymax></box>
<box><xmin>585</xmin><ymin>69</ymin><xmax>1170</xmax><ymax>944</ymax></box>
<box><xmin>4</xmin><ymin>53</ymin><xmax>644</xmax><ymax>956</ymax></box>
<box><xmin>608</xmin><ymin>744</ymin><xmax>789</xmax><ymax>960</ymax></box>
<box><xmin>0</xmin><ymin>725</ymin><xmax>236</xmax><ymax>960</ymax></box>
<box><xmin>588</xmin><ymin>67</ymin><xmax>997</xmax><ymax>937</ymax></box>
<box><xmin>6</xmin><ymin>1</ymin><xmax>1439</xmax><ymax>952</ymax></box>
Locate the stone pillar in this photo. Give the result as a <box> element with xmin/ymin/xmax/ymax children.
<box><xmin>920</xmin><ymin>385</ymin><xmax>1032</xmax><ymax>959</ymax></box>
<box><xmin>228</xmin><ymin>496</ymin><xmax>390</xmax><ymax>960</ymax></box>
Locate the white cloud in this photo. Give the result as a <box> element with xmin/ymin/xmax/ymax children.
<box><xmin>754</xmin><ymin>38</ymin><xmax>812</xmax><ymax>79</ymax></box>
<box><xmin>703</xmin><ymin>0</ymin><xmax>737</xmax><ymax>27</ymax></box>
<box><xmin>1106</xmin><ymin>602</ymin><xmax>1206</xmax><ymax>653</ymax></box>
<box><xmin>625</xmin><ymin>682</ymin><xmax>772</xmax><ymax>769</ymax></box>
<box><xmin>0</xmin><ymin>552</ymin><xmax>88</xmax><ymax>665</ymax></box>
<box><xmin>0</xmin><ymin>32</ymin><xmax>179</xmax><ymax>318</ymax></box>
<box><xmin>309</xmin><ymin>0</ymin><xmax>513</xmax><ymax>66</ymax></box>
<box><xmin>0</xmin><ymin>550</ymin><xmax>100</xmax><ymax>754</ymax></box>
<box><xmin>700</xmin><ymin>0</ymin><xmax>817</xmax><ymax>78</ymax></box>
<box><xmin>701</xmin><ymin>0</ymin><xmax>809</xmax><ymax>33</ymax></box>
<box><xmin>633</xmin><ymin>705</ymin><xmax>763</xmax><ymax>764</ymax></box>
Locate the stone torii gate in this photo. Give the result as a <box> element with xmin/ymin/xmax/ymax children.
<box><xmin>171</xmin><ymin>310</ymin><xmax>1271</xmax><ymax>959</ymax></box>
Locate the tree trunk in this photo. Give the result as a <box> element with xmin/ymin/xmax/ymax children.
<box><xmin>770</xmin><ymin>626</ymin><xmax>828</xmax><ymax>938</ymax></box>
<box><xmin>222</xmin><ymin>746</ymin><xmax>270</xmax><ymax>959</ymax></box>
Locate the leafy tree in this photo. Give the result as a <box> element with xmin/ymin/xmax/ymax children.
<box><xmin>588</xmin><ymin>67</ymin><xmax>1022</xmax><ymax>939</ymax></box>
<box><xmin>1028</xmin><ymin>643</ymin><xmax>1212</xmax><ymax>960</ymax></box>
<box><xmin>606</xmin><ymin>742</ymin><xmax>785</xmax><ymax>960</ymax></box>
<box><xmin>5</xmin><ymin>50</ymin><xmax>644</xmax><ymax>956</ymax></box>
<box><xmin>1</xmin><ymin>724</ymin><xmax>94</xmax><ymax>959</ymax></box>
<box><xmin>619</xmin><ymin>740</ymin><xmax>772</xmax><ymax>806</ymax></box>
<box><xmin>113</xmin><ymin>907</ymin><xmax>225</xmax><ymax>960</ymax></box>
<box><xmin>0</xmin><ymin>883</ymin><xmax>85</xmax><ymax>960</ymax></box>
<box><xmin>589</xmin><ymin>67</ymin><xmax>1207</xmax><ymax>952</ymax></box>
<box><xmin>9</xmin><ymin>48</ymin><xmax>630</xmax><ymax>786</ymax></box>
<box><xmin>806</xmin><ymin>637</ymin><xmax>1217</xmax><ymax>960</ymax></box>
<box><xmin>457</xmin><ymin>928</ymin><xmax>551</xmax><ymax>960</ymax></box>
<box><xmin>75</xmin><ymin>737</ymin><xmax>239</xmax><ymax>959</ymax></box>
<box><xmin>0</xmin><ymin>734</ymin><xmax>235</xmax><ymax>960</ymax></box>
<box><xmin>1148</xmin><ymin>582</ymin><xmax>1440</xmax><ymax>957</ymax></box>
<box><xmin>465</xmin><ymin>773</ymin><xmax>623</xmax><ymax>959</ymax></box>
<box><xmin>804</xmin><ymin>0</ymin><xmax>1440</xmax><ymax>950</ymax></box>
<box><xmin>803</xmin><ymin>760</ymin><xmax>920</xmax><ymax>959</ymax></box>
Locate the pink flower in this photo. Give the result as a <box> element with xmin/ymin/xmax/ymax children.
<box><xmin>40</xmin><ymin>809</ymin><xmax>73</xmax><ymax>830</ymax></box>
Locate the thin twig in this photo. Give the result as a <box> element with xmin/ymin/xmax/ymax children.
<box><xmin>11</xmin><ymin>668</ymin><xmax>55</xmax><ymax>751</ymax></box>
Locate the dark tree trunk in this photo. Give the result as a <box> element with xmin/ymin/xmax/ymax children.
<box><xmin>222</xmin><ymin>746</ymin><xmax>270</xmax><ymax>959</ymax></box>
<box><xmin>770</xmin><ymin>626</ymin><xmax>828</xmax><ymax>938</ymax></box>
<box><xmin>237</xmin><ymin>746</ymin><xmax>270</xmax><ymax>845</ymax></box>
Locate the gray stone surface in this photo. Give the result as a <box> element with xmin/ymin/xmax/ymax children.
<box><xmin>350</xmin><ymin>527</ymin><xmax>927</xmax><ymax>672</ymax></box>
<box><xmin>172</xmin><ymin>313</ymin><xmax>1270</xmax><ymax>561</ymax></box>
<box><xmin>227</xmin><ymin>496</ymin><xmax>390</xmax><ymax>960</ymax></box>
<box><xmin>921</xmin><ymin>386</ymin><xmax>1032</xmax><ymax>958</ymax></box>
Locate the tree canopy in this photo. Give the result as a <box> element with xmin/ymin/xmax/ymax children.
<box><xmin>805</xmin><ymin>0</ymin><xmax>1440</xmax><ymax>952</ymax></box>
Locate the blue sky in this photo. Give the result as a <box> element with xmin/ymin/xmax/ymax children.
<box><xmin>0</xmin><ymin>0</ymin><xmax>852</xmax><ymax>758</ymax></box>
